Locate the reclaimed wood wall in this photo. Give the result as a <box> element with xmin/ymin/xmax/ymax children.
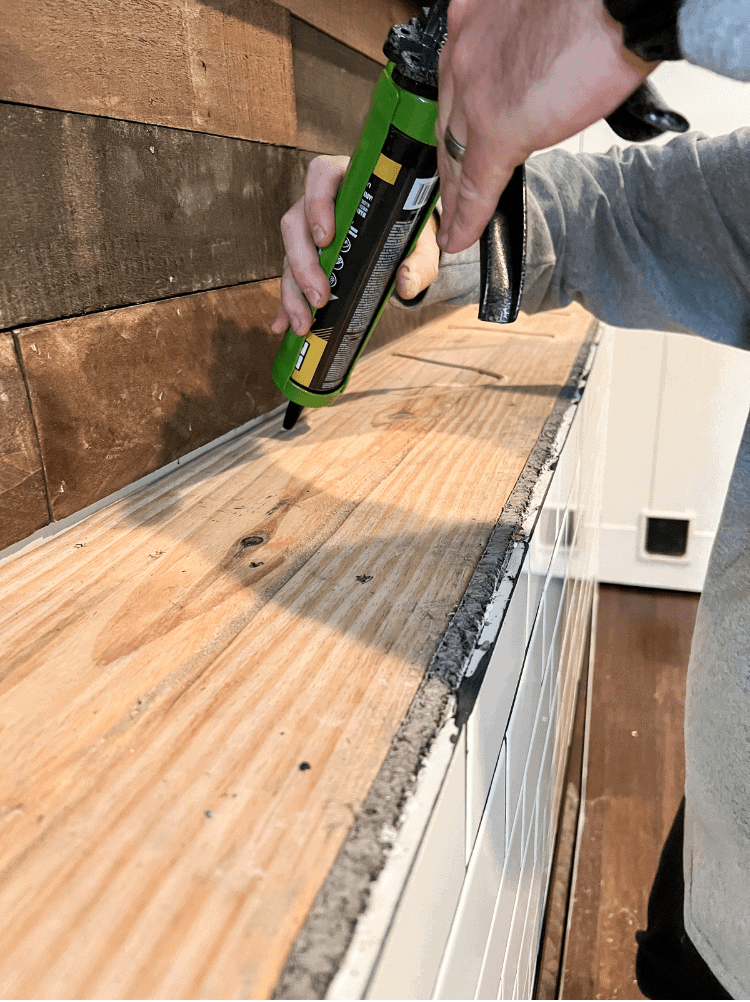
<box><xmin>0</xmin><ymin>0</ymin><xmax>426</xmax><ymax>544</ymax></box>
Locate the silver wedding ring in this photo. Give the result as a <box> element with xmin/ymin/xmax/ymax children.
<box><xmin>444</xmin><ymin>126</ymin><xmax>466</xmax><ymax>165</ymax></box>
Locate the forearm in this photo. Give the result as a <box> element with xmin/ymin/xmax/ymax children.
<box><xmin>400</xmin><ymin>130</ymin><xmax>750</xmax><ymax>350</ymax></box>
<box><xmin>524</xmin><ymin>131</ymin><xmax>750</xmax><ymax>347</ymax></box>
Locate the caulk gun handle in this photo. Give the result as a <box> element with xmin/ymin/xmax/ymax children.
<box><xmin>478</xmin><ymin>162</ymin><xmax>527</xmax><ymax>324</ymax></box>
<box><xmin>604</xmin><ymin>80</ymin><xmax>689</xmax><ymax>143</ymax></box>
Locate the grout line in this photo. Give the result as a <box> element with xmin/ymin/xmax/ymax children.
<box><xmin>558</xmin><ymin>586</ymin><xmax>599</xmax><ymax>998</ymax></box>
<box><xmin>648</xmin><ymin>335</ymin><xmax>670</xmax><ymax>512</ymax></box>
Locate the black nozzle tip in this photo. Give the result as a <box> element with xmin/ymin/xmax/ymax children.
<box><xmin>282</xmin><ymin>401</ymin><xmax>304</xmax><ymax>431</ymax></box>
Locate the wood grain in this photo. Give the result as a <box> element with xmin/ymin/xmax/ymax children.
<box><xmin>15</xmin><ymin>279</ymin><xmax>458</xmax><ymax>523</ymax></box>
<box><xmin>15</xmin><ymin>280</ymin><xmax>285</xmax><ymax>521</ymax></box>
<box><xmin>0</xmin><ymin>103</ymin><xmax>314</xmax><ymax>330</ymax></box>
<box><xmin>561</xmin><ymin>585</ymin><xmax>698</xmax><ymax>1000</ymax></box>
<box><xmin>292</xmin><ymin>17</ymin><xmax>381</xmax><ymax>155</ymax></box>
<box><xmin>0</xmin><ymin>304</ymin><xmax>593</xmax><ymax>999</ymax></box>
<box><xmin>280</xmin><ymin>1</ymin><xmax>420</xmax><ymax>63</ymax></box>
<box><xmin>0</xmin><ymin>334</ymin><xmax>49</xmax><ymax>548</ymax></box>
<box><xmin>0</xmin><ymin>0</ymin><xmax>296</xmax><ymax>144</ymax></box>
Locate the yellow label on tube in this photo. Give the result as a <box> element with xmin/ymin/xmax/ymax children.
<box><xmin>373</xmin><ymin>153</ymin><xmax>401</xmax><ymax>185</ymax></box>
<box><xmin>292</xmin><ymin>334</ymin><xmax>327</xmax><ymax>388</ymax></box>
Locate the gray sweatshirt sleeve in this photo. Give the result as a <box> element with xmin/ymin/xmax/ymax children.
<box><xmin>679</xmin><ymin>0</ymin><xmax>750</xmax><ymax>80</ymax></box>
<box><xmin>397</xmin><ymin>129</ymin><xmax>750</xmax><ymax>351</ymax></box>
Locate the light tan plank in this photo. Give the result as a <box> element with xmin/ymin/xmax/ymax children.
<box><xmin>280</xmin><ymin>1</ymin><xmax>420</xmax><ymax>63</ymax></box>
<box><xmin>0</xmin><ymin>304</ymin><xmax>594</xmax><ymax>999</ymax></box>
<box><xmin>0</xmin><ymin>0</ymin><xmax>296</xmax><ymax>144</ymax></box>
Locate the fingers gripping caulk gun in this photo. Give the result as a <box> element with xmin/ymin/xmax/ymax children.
<box><xmin>271</xmin><ymin>1</ymin><xmax>690</xmax><ymax>431</ymax></box>
<box><xmin>271</xmin><ymin>0</ymin><xmax>528</xmax><ymax>431</ymax></box>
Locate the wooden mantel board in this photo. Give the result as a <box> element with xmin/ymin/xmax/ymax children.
<box><xmin>0</xmin><ymin>303</ymin><xmax>594</xmax><ymax>1000</ymax></box>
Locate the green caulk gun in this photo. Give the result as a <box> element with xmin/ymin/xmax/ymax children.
<box><xmin>272</xmin><ymin>1</ymin><xmax>526</xmax><ymax>431</ymax></box>
<box><xmin>272</xmin><ymin>1</ymin><xmax>689</xmax><ymax>432</ymax></box>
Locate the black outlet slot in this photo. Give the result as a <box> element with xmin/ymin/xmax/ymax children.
<box><xmin>645</xmin><ymin>517</ymin><xmax>689</xmax><ymax>557</ymax></box>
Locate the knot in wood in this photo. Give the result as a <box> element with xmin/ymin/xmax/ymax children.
<box><xmin>239</xmin><ymin>534</ymin><xmax>265</xmax><ymax>548</ymax></box>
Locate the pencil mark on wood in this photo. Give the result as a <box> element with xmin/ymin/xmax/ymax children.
<box><xmin>391</xmin><ymin>351</ymin><xmax>506</xmax><ymax>381</ymax></box>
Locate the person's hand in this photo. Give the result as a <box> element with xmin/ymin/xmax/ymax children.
<box><xmin>436</xmin><ymin>0</ymin><xmax>659</xmax><ymax>254</ymax></box>
<box><xmin>271</xmin><ymin>156</ymin><xmax>440</xmax><ymax>337</ymax></box>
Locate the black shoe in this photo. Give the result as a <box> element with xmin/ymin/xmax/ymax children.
<box><xmin>635</xmin><ymin>799</ymin><xmax>732</xmax><ymax>1000</ymax></box>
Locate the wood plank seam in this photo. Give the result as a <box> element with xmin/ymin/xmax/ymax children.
<box><xmin>0</xmin><ymin>334</ymin><xmax>50</xmax><ymax>547</ymax></box>
<box><xmin>7</xmin><ymin>330</ymin><xmax>52</xmax><ymax>522</ymax></box>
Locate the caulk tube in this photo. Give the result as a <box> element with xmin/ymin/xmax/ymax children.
<box><xmin>272</xmin><ymin>63</ymin><xmax>439</xmax><ymax>426</ymax></box>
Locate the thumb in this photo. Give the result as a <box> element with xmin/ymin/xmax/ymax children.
<box><xmin>396</xmin><ymin>213</ymin><xmax>440</xmax><ymax>300</ymax></box>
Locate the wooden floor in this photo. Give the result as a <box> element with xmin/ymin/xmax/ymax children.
<box><xmin>0</xmin><ymin>304</ymin><xmax>592</xmax><ymax>1000</ymax></box>
<box><xmin>561</xmin><ymin>584</ymin><xmax>700</xmax><ymax>1000</ymax></box>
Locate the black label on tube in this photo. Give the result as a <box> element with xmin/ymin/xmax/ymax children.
<box><xmin>290</xmin><ymin>126</ymin><xmax>438</xmax><ymax>394</ymax></box>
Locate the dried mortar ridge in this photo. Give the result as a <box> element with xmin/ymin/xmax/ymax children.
<box><xmin>438</xmin><ymin>321</ymin><xmax>599</xmax><ymax>693</ymax></box>
<box><xmin>272</xmin><ymin>320</ymin><xmax>600</xmax><ymax>1000</ymax></box>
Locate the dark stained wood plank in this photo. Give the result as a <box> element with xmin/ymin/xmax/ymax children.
<box><xmin>16</xmin><ymin>281</ymin><xmax>285</xmax><ymax>521</ymax></box>
<box><xmin>561</xmin><ymin>585</ymin><xmax>699</xmax><ymax>1001</ymax></box>
<box><xmin>292</xmin><ymin>17</ymin><xmax>381</xmax><ymax>156</ymax></box>
<box><xmin>0</xmin><ymin>334</ymin><xmax>49</xmax><ymax>549</ymax></box>
<box><xmin>0</xmin><ymin>104</ymin><xmax>312</xmax><ymax>329</ymax></box>
<box><xmin>0</xmin><ymin>0</ymin><xmax>296</xmax><ymax>144</ymax></box>
<box><xmin>15</xmin><ymin>279</ymin><xmax>459</xmax><ymax>522</ymax></box>
<box><xmin>280</xmin><ymin>1</ymin><xmax>419</xmax><ymax>63</ymax></box>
